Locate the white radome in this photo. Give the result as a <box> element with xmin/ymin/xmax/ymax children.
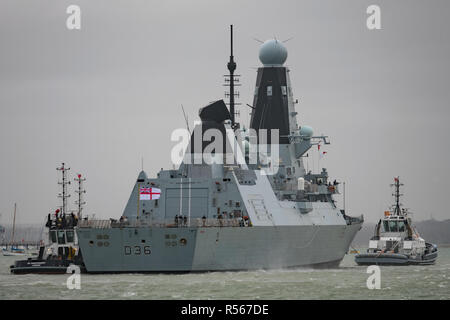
<box><xmin>299</xmin><ymin>126</ymin><xmax>314</xmax><ymax>138</ymax></box>
<box><xmin>259</xmin><ymin>39</ymin><xmax>288</xmax><ymax>66</ymax></box>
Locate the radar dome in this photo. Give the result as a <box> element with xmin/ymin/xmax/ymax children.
<box><xmin>299</xmin><ymin>126</ymin><xmax>314</xmax><ymax>138</ymax></box>
<box><xmin>259</xmin><ymin>39</ymin><xmax>288</xmax><ymax>66</ymax></box>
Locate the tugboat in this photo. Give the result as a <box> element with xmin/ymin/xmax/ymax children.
<box><xmin>355</xmin><ymin>177</ymin><xmax>438</xmax><ymax>266</ymax></box>
<box><xmin>10</xmin><ymin>163</ymin><xmax>86</xmax><ymax>274</ymax></box>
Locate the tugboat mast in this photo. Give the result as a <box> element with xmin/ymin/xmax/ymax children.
<box><xmin>391</xmin><ymin>176</ymin><xmax>404</xmax><ymax>216</ymax></box>
<box><xmin>74</xmin><ymin>174</ymin><xmax>86</xmax><ymax>219</ymax></box>
<box><xmin>57</xmin><ymin>163</ymin><xmax>71</xmax><ymax>216</ymax></box>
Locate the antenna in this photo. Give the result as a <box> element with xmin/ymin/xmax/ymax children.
<box><xmin>74</xmin><ymin>173</ymin><xmax>86</xmax><ymax>219</ymax></box>
<box><xmin>181</xmin><ymin>104</ymin><xmax>191</xmax><ymax>135</ymax></box>
<box><xmin>57</xmin><ymin>163</ymin><xmax>71</xmax><ymax>216</ymax></box>
<box><xmin>252</xmin><ymin>37</ymin><xmax>264</xmax><ymax>43</ymax></box>
<box><xmin>224</xmin><ymin>24</ymin><xmax>241</xmax><ymax>129</ymax></box>
<box><xmin>390</xmin><ymin>176</ymin><xmax>404</xmax><ymax>216</ymax></box>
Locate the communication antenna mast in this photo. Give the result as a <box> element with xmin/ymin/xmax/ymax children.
<box><xmin>181</xmin><ymin>104</ymin><xmax>191</xmax><ymax>135</ymax></box>
<box><xmin>57</xmin><ymin>163</ymin><xmax>71</xmax><ymax>216</ymax></box>
<box><xmin>74</xmin><ymin>173</ymin><xmax>86</xmax><ymax>219</ymax></box>
<box><xmin>390</xmin><ymin>176</ymin><xmax>404</xmax><ymax>216</ymax></box>
<box><xmin>224</xmin><ymin>24</ymin><xmax>241</xmax><ymax>128</ymax></box>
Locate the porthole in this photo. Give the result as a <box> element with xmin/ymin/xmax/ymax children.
<box><xmin>180</xmin><ymin>238</ymin><xmax>187</xmax><ymax>246</ymax></box>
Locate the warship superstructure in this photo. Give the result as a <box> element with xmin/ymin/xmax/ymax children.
<box><xmin>75</xmin><ymin>26</ymin><xmax>363</xmax><ymax>273</ymax></box>
<box><xmin>355</xmin><ymin>177</ymin><xmax>437</xmax><ymax>266</ymax></box>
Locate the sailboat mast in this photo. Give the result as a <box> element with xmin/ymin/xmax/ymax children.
<box><xmin>11</xmin><ymin>203</ymin><xmax>16</xmax><ymax>245</ymax></box>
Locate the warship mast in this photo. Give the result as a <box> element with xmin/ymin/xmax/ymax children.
<box><xmin>224</xmin><ymin>24</ymin><xmax>240</xmax><ymax>128</ymax></box>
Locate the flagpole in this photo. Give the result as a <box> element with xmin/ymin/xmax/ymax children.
<box><xmin>343</xmin><ymin>181</ymin><xmax>346</xmax><ymax>213</ymax></box>
<box><xmin>188</xmin><ymin>177</ymin><xmax>191</xmax><ymax>227</ymax></box>
<box><xmin>317</xmin><ymin>144</ymin><xmax>320</xmax><ymax>173</ymax></box>
<box><xmin>318</xmin><ymin>154</ymin><xmax>320</xmax><ymax>173</ymax></box>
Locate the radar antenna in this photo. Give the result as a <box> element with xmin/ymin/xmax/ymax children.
<box><xmin>224</xmin><ymin>24</ymin><xmax>241</xmax><ymax>128</ymax></box>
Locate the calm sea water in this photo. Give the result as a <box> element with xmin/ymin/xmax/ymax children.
<box><xmin>0</xmin><ymin>248</ymin><xmax>449</xmax><ymax>300</ymax></box>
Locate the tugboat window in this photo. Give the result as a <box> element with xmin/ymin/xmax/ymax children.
<box><xmin>388</xmin><ymin>221</ymin><xmax>398</xmax><ymax>232</ymax></box>
<box><xmin>397</xmin><ymin>221</ymin><xmax>406</xmax><ymax>232</ymax></box>
<box><xmin>50</xmin><ymin>230</ymin><xmax>57</xmax><ymax>243</ymax></box>
<box><xmin>66</xmin><ymin>230</ymin><xmax>75</xmax><ymax>243</ymax></box>
<box><xmin>57</xmin><ymin>230</ymin><xmax>66</xmax><ymax>244</ymax></box>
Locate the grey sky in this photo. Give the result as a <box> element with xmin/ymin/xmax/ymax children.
<box><xmin>1</xmin><ymin>0</ymin><xmax>449</xmax><ymax>225</ymax></box>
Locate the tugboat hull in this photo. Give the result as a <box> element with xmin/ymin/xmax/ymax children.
<box><xmin>10</xmin><ymin>259</ymin><xmax>86</xmax><ymax>274</ymax></box>
<box><xmin>355</xmin><ymin>251</ymin><xmax>437</xmax><ymax>266</ymax></box>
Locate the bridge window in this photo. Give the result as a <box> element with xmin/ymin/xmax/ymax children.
<box><xmin>389</xmin><ymin>221</ymin><xmax>398</xmax><ymax>232</ymax></box>
<box><xmin>281</xmin><ymin>86</ymin><xmax>287</xmax><ymax>95</ymax></box>
<box><xmin>384</xmin><ymin>220</ymin><xmax>402</xmax><ymax>232</ymax></box>
<box><xmin>66</xmin><ymin>230</ymin><xmax>75</xmax><ymax>243</ymax></box>
<box><xmin>49</xmin><ymin>231</ymin><xmax>57</xmax><ymax>243</ymax></box>
<box><xmin>57</xmin><ymin>230</ymin><xmax>66</xmax><ymax>244</ymax></box>
<box><xmin>267</xmin><ymin>86</ymin><xmax>272</xmax><ymax>96</ymax></box>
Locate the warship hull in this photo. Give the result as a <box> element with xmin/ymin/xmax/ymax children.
<box><xmin>77</xmin><ymin>223</ymin><xmax>362</xmax><ymax>273</ymax></box>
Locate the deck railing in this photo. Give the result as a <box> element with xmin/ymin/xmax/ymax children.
<box><xmin>77</xmin><ymin>217</ymin><xmax>247</xmax><ymax>229</ymax></box>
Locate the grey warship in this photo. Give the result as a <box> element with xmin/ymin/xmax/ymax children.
<box><xmin>75</xmin><ymin>26</ymin><xmax>364</xmax><ymax>273</ymax></box>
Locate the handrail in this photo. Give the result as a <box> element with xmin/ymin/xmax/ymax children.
<box><xmin>77</xmin><ymin>217</ymin><xmax>247</xmax><ymax>229</ymax></box>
